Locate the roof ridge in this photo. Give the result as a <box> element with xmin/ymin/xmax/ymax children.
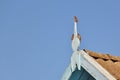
<box><xmin>83</xmin><ymin>49</ymin><xmax>120</xmax><ymax>62</ymax></box>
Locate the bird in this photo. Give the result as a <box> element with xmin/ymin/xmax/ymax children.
<box><xmin>71</xmin><ymin>16</ymin><xmax>81</xmax><ymax>51</ymax></box>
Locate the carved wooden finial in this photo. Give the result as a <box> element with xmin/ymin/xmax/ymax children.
<box><xmin>74</xmin><ymin>16</ymin><xmax>78</xmax><ymax>23</ymax></box>
<box><xmin>71</xmin><ymin>33</ymin><xmax>81</xmax><ymax>41</ymax></box>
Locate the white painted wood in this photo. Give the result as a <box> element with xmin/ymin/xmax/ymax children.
<box><xmin>61</xmin><ymin>50</ymin><xmax>116</xmax><ymax>80</ymax></box>
<box><xmin>79</xmin><ymin>50</ymin><xmax>116</xmax><ymax>80</ymax></box>
<box><xmin>61</xmin><ymin>64</ymin><xmax>72</xmax><ymax>80</ymax></box>
<box><xmin>74</xmin><ymin>22</ymin><xmax>77</xmax><ymax>36</ymax></box>
<box><xmin>72</xmin><ymin>21</ymin><xmax>80</xmax><ymax>51</ymax></box>
<box><xmin>71</xmin><ymin>51</ymin><xmax>81</xmax><ymax>72</ymax></box>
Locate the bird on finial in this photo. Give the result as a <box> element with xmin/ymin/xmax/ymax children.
<box><xmin>71</xmin><ymin>16</ymin><xmax>81</xmax><ymax>51</ymax></box>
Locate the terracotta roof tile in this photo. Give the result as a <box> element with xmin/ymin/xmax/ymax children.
<box><xmin>83</xmin><ymin>49</ymin><xmax>120</xmax><ymax>80</ymax></box>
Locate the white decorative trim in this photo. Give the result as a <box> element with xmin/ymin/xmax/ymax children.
<box><xmin>80</xmin><ymin>50</ymin><xmax>116</xmax><ymax>80</ymax></box>
<box><xmin>61</xmin><ymin>64</ymin><xmax>72</xmax><ymax>80</ymax></box>
<box><xmin>71</xmin><ymin>51</ymin><xmax>81</xmax><ymax>72</ymax></box>
<box><xmin>61</xmin><ymin>50</ymin><xmax>116</xmax><ymax>80</ymax></box>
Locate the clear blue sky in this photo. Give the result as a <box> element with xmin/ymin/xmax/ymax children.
<box><xmin>0</xmin><ymin>0</ymin><xmax>120</xmax><ymax>80</ymax></box>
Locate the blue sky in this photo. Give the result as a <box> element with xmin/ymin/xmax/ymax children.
<box><xmin>0</xmin><ymin>0</ymin><xmax>120</xmax><ymax>80</ymax></box>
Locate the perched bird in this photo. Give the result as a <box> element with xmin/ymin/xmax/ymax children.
<box><xmin>71</xmin><ymin>16</ymin><xmax>81</xmax><ymax>51</ymax></box>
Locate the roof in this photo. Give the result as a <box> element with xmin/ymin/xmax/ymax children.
<box><xmin>61</xmin><ymin>50</ymin><xmax>117</xmax><ymax>80</ymax></box>
<box><xmin>84</xmin><ymin>49</ymin><xmax>120</xmax><ymax>80</ymax></box>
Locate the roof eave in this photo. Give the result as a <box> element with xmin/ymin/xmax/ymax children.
<box><xmin>61</xmin><ymin>50</ymin><xmax>116</xmax><ymax>80</ymax></box>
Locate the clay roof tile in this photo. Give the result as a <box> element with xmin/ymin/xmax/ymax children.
<box><xmin>83</xmin><ymin>49</ymin><xmax>120</xmax><ymax>80</ymax></box>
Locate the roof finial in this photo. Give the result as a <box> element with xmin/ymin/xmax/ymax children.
<box><xmin>74</xmin><ymin>16</ymin><xmax>78</xmax><ymax>23</ymax></box>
